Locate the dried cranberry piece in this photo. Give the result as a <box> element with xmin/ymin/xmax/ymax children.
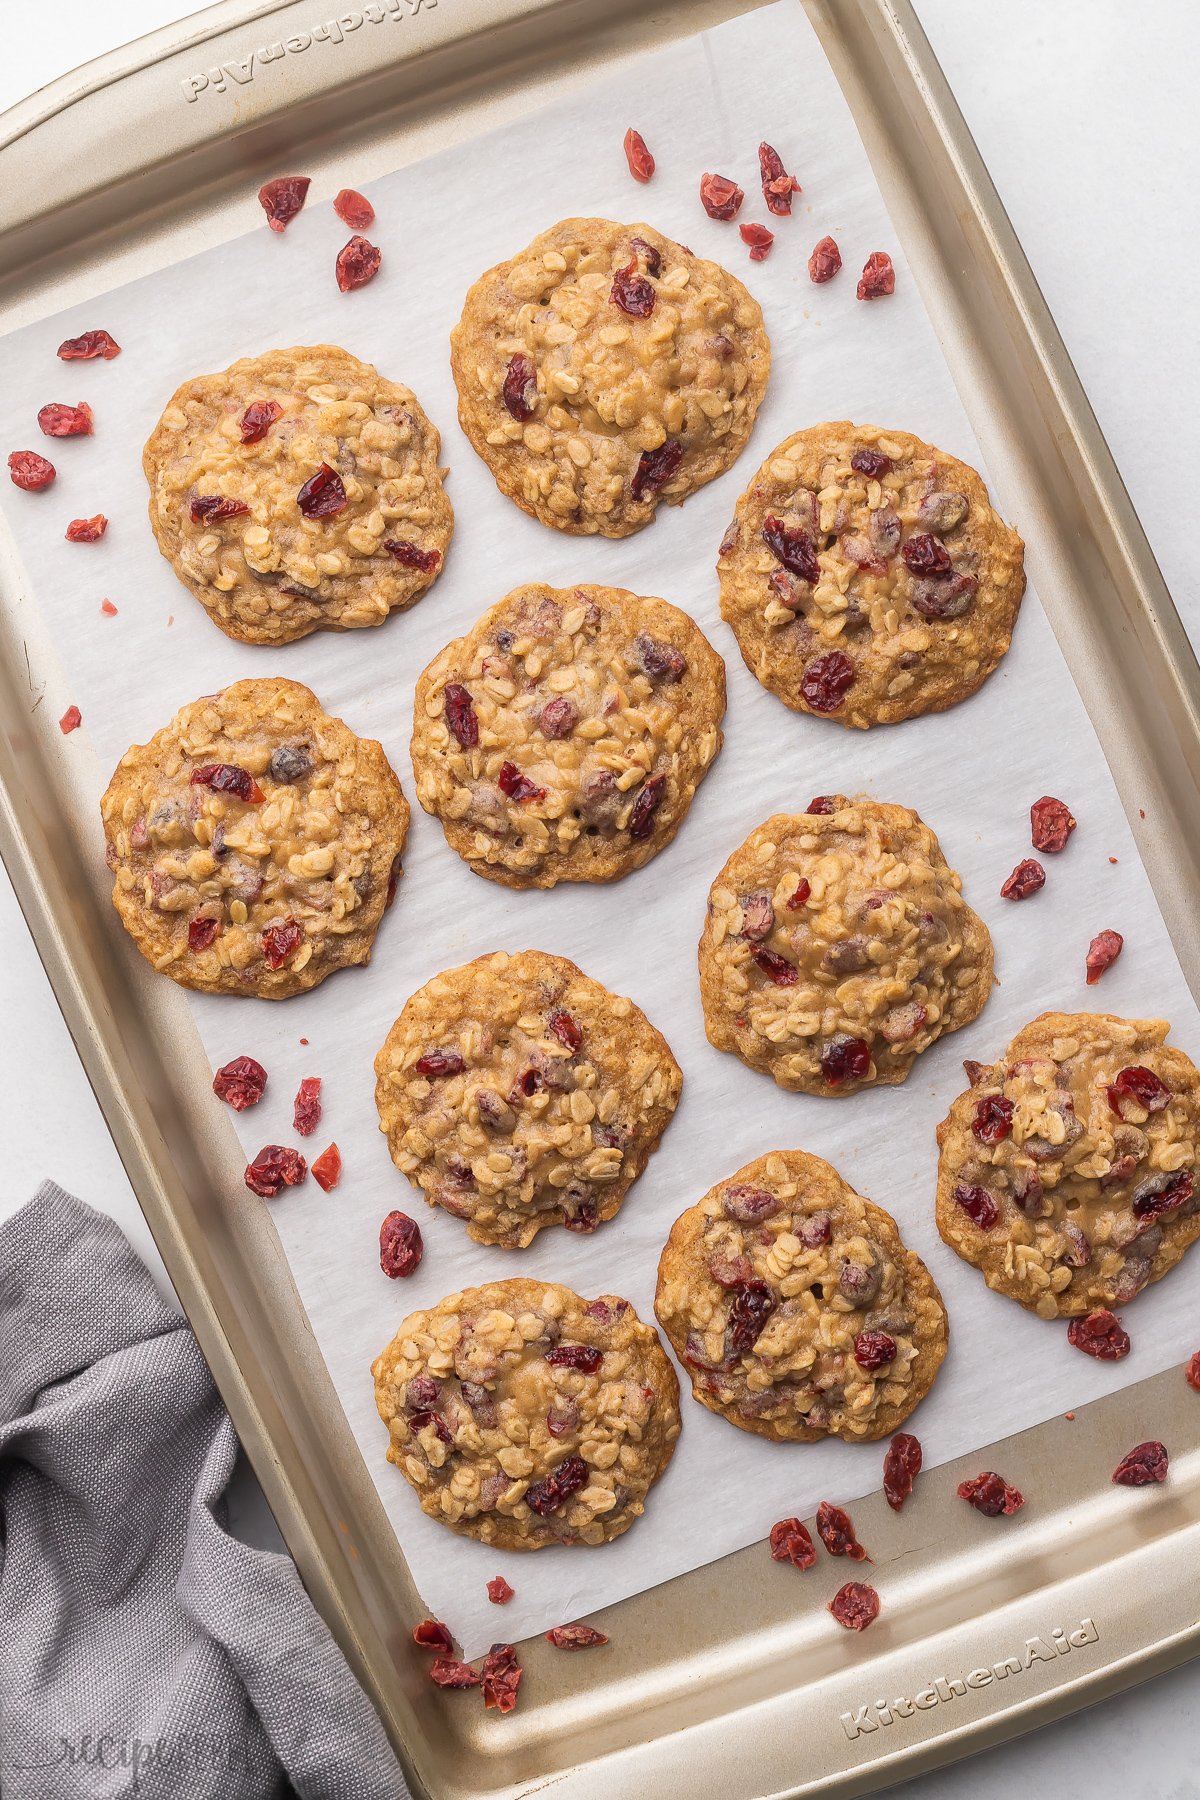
<box><xmin>38</xmin><ymin>402</ymin><xmax>93</xmax><ymax>438</ymax></box>
<box><xmin>1086</xmin><ymin>929</ymin><xmax>1124</xmax><ymax>984</ymax></box>
<box><xmin>883</xmin><ymin>1432</ymin><xmax>922</xmax><ymax>1511</ymax></box>
<box><xmin>335</xmin><ymin>234</ymin><xmax>382</xmax><ymax>291</ymax></box>
<box><xmin>611</xmin><ymin>256</ymin><xmax>656</xmax><ymax>317</ymax></box>
<box><xmin>808</xmin><ymin>235</ymin><xmax>842</xmax><ymax>283</ymax></box>
<box><xmin>1131</xmin><ymin>1168</ymin><xmax>1193</xmax><ymax>1221</ymax></box>
<box><xmin>333</xmin><ymin>187</ymin><xmax>375</xmax><ymax>229</ymax></box>
<box><xmin>293</xmin><ymin>1076</ymin><xmax>322</xmax><ymax>1136</ymax></box>
<box><xmin>816</xmin><ymin>1501</ymin><xmax>869</xmax><ymax>1561</ymax></box>
<box><xmin>481</xmin><ymin>1643</ymin><xmax>522</xmax><ymax>1713</ymax></box>
<box><xmin>1108</xmin><ymin>1066</ymin><xmax>1170</xmax><ymax>1114</ymax></box>
<box><xmin>1031</xmin><ymin>795</ymin><xmax>1076</xmax><ymax>854</ymax></box>
<box><xmin>857</xmin><ymin>251</ymin><xmax>896</xmax><ymax>299</ymax></box>
<box><xmin>972</xmin><ymin>1094</ymin><xmax>1014</xmax><ymax>1144</ymax></box>
<box><xmin>807</xmin><ymin>795</ymin><xmax>840</xmax><ymax>814</ymax></box>
<box><xmin>957</xmin><ymin>1471</ymin><xmax>1024</xmax><ymax>1516</ymax></box>
<box><xmin>564</xmin><ymin>1200</ymin><xmax>599</xmax><ymax>1235</ymax></box>
<box><xmin>188</xmin><ymin>917</ymin><xmax>219</xmax><ymax>953</ymax></box>
<box><xmin>488</xmin><ymin>1576</ymin><xmax>515</xmax><ymax>1605</ymax></box>
<box><xmin>8</xmin><ymin>450</ymin><xmax>56</xmax><ymax>490</ymax></box>
<box><xmin>59</xmin><ymin>706</ymin><xmax>82</xmax><ymax>735</ymax></box>
<box><xmin>1067</xmin><ymin>1309</ymin><xmax>1130</xmax><ymax>1361</ymax></box>
<box><xmin>380</xmin><ymin>1210</ymin><xmax>423</xmax><ymax>1278</ymax></box>
<box><xmin>851</xmin><ymin>448</ymin><xmax>891</xmax><ymax>479</ymax></box>
<box><xmin>261</xmin><ymin>917</ymin><xmax>302</xmax><ymax>970</ymax></box>
<box><xmin>728</xmin><ymin>1280</ymin><xmax>776</xmax><ymax>1354</ymax></box>
<box><xmin>545</xmin><ymin>1624</ymin><xmax>608</xmax><ymax>1649</ymax></box>
<box><xmin>633</xmin><ymin>632</ymin><xmax>686</xmax><ymax>683</ymax></box>
<box><xmin>739</xmin><ymin>222</ymin><xmax>774</xmax><ymax>261</ymax></box>
<box><xmin>546</xmin><ymin>1344</ymin><xmax>603</xmax><ymax>1374</ymax></box>
<box><xmin>762</xmin><ymin>514</ymin><xmax>819</xmax><ymax>583</ymax></box>
<box><xmin>547</xmin><ymin>1008</ymin><xmax>583</xmax><ymax>1052</ymax></box>
<box><xmin>502</xmin><ymin>353</ymin><xmax>538</xmax><ymax>420</ymax></box>
<box><xmin>439</xmin><ymin>682</ymin><xmax>479</xmax><ymax>751</ymax></box>
<box><xmin>699</xmin><ymin>172</ymin><xmax>744</xmax><ymax>220</ymax></box>
<box><xmin>415</xmin><ymin>1050</ymin><xmax>466</xmax><ymax>1079</ymax></box>
<box><xmin>752</xmin><ymin>946</ymin><xmax>798</xmax><ymax>986</ymax></box>
<box><xmin>628</xmin><ymin>235</ymin><xmax>662</xmax><ymax>277</ymax></box>
<box><xmin>409</xmin><ymin>1409</ymin><xmax>452</xmax><ymax>1446</ymax></box>
<box><xmin>820</xmin><ymin>1035</ymin><xmax>871</xmax><ymax>1086</ymax></box>
<box><xmin>244</xmin><ymin>1145</ymin><xmax>307</xmax><ymax>1198</ymax></box>
<box><xmin>1000</xmin><ymin>858</ymin><xmax>1046</xmax><ymax>901</ymax></box>
<box><xmin>296</xmin><ymin>463</ymin><xmax>347</xmax><ymax>518</ymax></box>
<box><xmin>722</xmin><ymin>1185</ymin><xmax>780</xmax><ymax>1223</ymax></box>
<box><xmin>258</xmin><ymin>175</ymin><xmax>310</xmax><ymax>231</ymax></box>
<box><xmin>954</xmin><ymin>1182</ymin><xmax>1000</xmax><ymax>1230</ymax></box>
<box><xmin>429</xmin><ymin>1656</ymin><xmax>481</xmax><ymax>1689</ymax></box>
<box><xmin>498</xmin><ymin>761</ymin><xmax>546</xmax><ymax>804</ymax></box>
<box><xmin>189</xmin><ymin>494</ymin><xmax>250</xmax><ymax>525</ymax></box>
<box><xmin>65</xmin><ymin>515</ymin><xmax>107</xmax><ymax>542</ymax></box>
<box><xmin>539</xmin><ymin>696</ymin><xmax>578</xmax><ymax>739</ymax></box>
<box><xmin>787</xmin><ymin>878</ymin><xmax>812</xmax><ymax>910</ymax></box>
<box><xmin>191</xmin><ymin>763</ymin><xmax>264</xmax><ymax>804</ymax></box>
<box><xmin>901</xmin><ymin>533</ymin><xmax>952</xmax><ymax>575</ymax></box>
<box><xmin>213</xmin><ymin>1055</ymin><xmax>267</xmax><ymax>1110</ymax></box>
<box><xmin>801</xmin><ymin>650</ymin><xmax>856</xmax><ymax>714</ymax></box>
<box><xmin>1112</xmin><ymin>1440</ymin><xmax>1168</xmax><ymax>1486</ymax></box>
<box><xmin>413</xmin><ymin>1619</ymin><xmax>454</xmax><ymax>1654</ymax></box>
<box><xmin>383</xmin><ymin>538</ymin><xmax>441</xmax><ymax>572</ymax></box>
<box><xmin>631</xmin><ymin>438</ymin><xmax>682</xmax><ymax>503</ymax></box>
<box><xmin>239</xmin><ymin>399</ymin><xmax>284</xmax><ymax>444</ymax></box>
<box><xmin>311</xmin><ymin>1143</ymin><xmax>342</xmax><ymax>1192</ymax></box>
<box><xmin>769</xmin><ymin>1517</ymin><xmax>817</xmax><ymax>1570</ymax></box>
<box><xmin>853</xmin><ymin>1330</ymin><xmax>897</xmax><ymax>1372</ymax></box>
<box><xmin>758</xmin><ymin>141</ymin><xmax>801</xmax><ymax>214</ymax></box>
<box><xmin>1186</xmin><ymin>1351</ymin><xmax>1200</xmax><ymax>1391</ymax></box>
<box><xmin>629</xmin><ymin>773</ymin><xmax>666</xmax><ymax>840</ymax></box>
<box><xmin>829</xmin><ymin>1582</ymin><xmax>880</xmax><ymax>1631</ymax></box>
<box><xmin>909</xmin><ymin>571</ymin><xmax>978</xmax><ymax>619</ymax></box>
<box><xmin>524</xmin><ymin>1454</ymin><xmax>589</xmax><ymax>1516</ymax></box>
<box><xmin>57</xmin><ymin>329</ymin><xmax>121</xmax><ymax>361</ymax></box>
<box><xmin>623</xmin><ymin>127</ymin><xmax>655</xmax><ymax>182</ymax></box>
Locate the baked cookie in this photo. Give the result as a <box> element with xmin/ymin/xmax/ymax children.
<box><xmin>143</xmin><ymin>345</ymin><xmax>452</xmax><ymax>644</ymax></box>
<box><xmin>101</xmin><ymin>677</ymin><xmax>408</xmax><ymax>998</ymax></box>
<box><xmin>936</xmin><ymin>1012</ymin><xmax>1200</xmax><ymax>1317</ymax></box>
<box><xmin>655</xmin><ymin>1150</ymin><xmax>947</xmax><ymax>1443</ymax></box>
<box><xmin>411</xmin><ymin>581</ymin><xmax>725</xmax><ymax>887</ymax></box>
<box><xmin>372</xmin><ymin>1278</ymin><xmax>681</xmax><ymax>1548</ymax></box>
<box><xmin>450</xmin><ymin>218</ymin><xmax>770</xmax><ymax>536</ymax></box>
<box><xmin>717</xmin><ymin>422</ymin><xmax>1025</xmax><ymax>727</ymax></box>
<box><xmin>374</xmin><ymin>950</ymin><xmax>681</xmax><ymax>1247</ymax></box>
<box><xmin>698</xmin><ymin>798</ymin><xmax>992</xmax><ymax>1096</ymax></box>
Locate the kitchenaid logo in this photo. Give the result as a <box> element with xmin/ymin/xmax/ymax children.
<box><xmin>181</xmin><ymin>0</ymin><xmax>438</xmax><ymax>102</ymax></box>
<box><xmin>840</xmin><ymin>1617</ymin><xmax>1099</xmax><ymax>1741</ymax></box>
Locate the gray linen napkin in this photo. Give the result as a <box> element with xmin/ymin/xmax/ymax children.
<box><xmin>0</xmin><ymin>1181</ymin><xmax>409</xmax><ymax>1800</ymax></box>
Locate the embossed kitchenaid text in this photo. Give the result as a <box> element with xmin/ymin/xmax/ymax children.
<box><xmin>840</xmin><ymin>1617</ymin><xmax>1099</xmax><ymax>1741</ymax></box>
<box><xmin>181</xmin><ymin>0</ymin><xmax>438</xmax><ymax>102</ymax></box>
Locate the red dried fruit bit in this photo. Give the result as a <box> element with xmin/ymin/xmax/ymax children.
<box><xmin>297</xmin><ymin>463</ymin><xmax>347</xmax><ymax>518</ymax></box>
<box><xmin>191</xmin><ymin>763</ymin><xmax>264</xmax><ymax>804</ymax></box>
<box><xmin>857</xmin><ymin>251</ymin><xmax>896</xmax><ymax>299</ymax></box>
<box><xmin>293</xmin><ymin>1076</ymin><xmax>322</xmax><ymax>1136</ymax></box>
<box><xmin>441</xmin><ymin>682</ymin><xmax>479</xmax><ymax>750</ymax></box>
<box><xmin>38</xmin><ymin>402</ymin><xmax>93</xmax><ymax>438</ymax></box>
<box><xmin>953</xmin><ymin>1182</ymin><xmax>999</xmax><ymax>1230</ymax></box>
<box><xmin>58</xmin><ymin>705</ymin><xmax>82</xmax><ymax>734</ymax></box>
<box><xmin>883</xmin><ymin>1432</ymin><xmax>922</xmax><ymax>1512</ymax></box>
<box><xmin>258</xmin><ymin>175</ymin><xmax>310</xmax><ymax>232</ymax></box>
<box><xmin>498</xmin><ymin>761</ymin><xmax>546</xmax><ymax>804</ymax></box>
<box><xmin>762</xmin><ymin>514</ymin><xmax>819</xmax><ymax>582</ymax></box>
<box><xmin>631</xmin><ymin>438</ymin><xmax>682</xmax><ymax>503</ymax></box>
<box><xmin>972</xmin><ymin>1094</ymin><xmax>1014</xmax><ymax>1144</ymax></box>
<box><xmin>611</xmin><ymin>256</ymin><xmax>656</xmax><ymax>317</ymax></box>
<box><xmin>413</xmin><ymin>1619</ymin><xmax>454</xmax><ymax>1653</ymax></box>
<box><xmin>213</xmin><ymin>1055</ymin><xmax>267</xmax><ymax>1111</ymax></box>
<box><xmin>1131</xmin><ymin>1168</ymin><xmax>1193</xmax><ymax>1221</ymax></box>
<box><xmin>429</xmin><ymin>1657</ymin><xmax>481</xmax><ymax>1690</ymax></box>
<box><xmin>769</xmin><ymin>1517</ymin><xmax>817</xmax><ymax>1570</ymax></box>
<box><xmin>524</xmin><ymin>1454</ymin><xmax>588</xmax><ymax>1516</ymax></box>
<box><xmin>334</xmin><ymin>187</ymin><xmax>375</xmax><ymax>229</ymax></box>
<box><xmin>808</xmin><ymin>235</ymin><xmax>842</xmax><ymax>284</ymax></box>
<box><xmin>730</xmin><ymin>1283</ymin><xmax>776</xmax><ymax>1359</ymax></box>
<box><xmin>1000</xmin><ymin>858</ymin><xmax>1046</xmax><ymax>901</ymax></box>
<box><xmin>820</xmin><ymin>1035</ymin><xmax>871</xmax><ymax>1086</ymax></box>
<box><xmin>816</xmin><ymin>1501</ymin><xmax>869</xmax><ymax>1561</ymax></box>
<box><xmin>416</xmin><ymin>1049</ymin><xmax>466</xmax><ymax>1078</ymax></box>
<box><xmin>481</xmin><ymin>1643</ymin><xmax>522</xmax><ymax>1713</ymax></box>
<box><xmin>801</xmin><ymin>650</ymin><xmax>856</xmax><ymax>714</ymax></box>
<box><xmin>957</xmin><ymin>1471</ymin><xmax>1024</xmax><ymax>1516</ymax></box>
<box><xmin>190</xmin><ymin>495</ymin><xmax>250</xmax><ymax>524</ymax></box>
<box><xmin>546</xmin><ymin>1624</ymin><xmax>608</xmax><ymax>1649</ymax></box>
<box><xmin>853</xmin><ymin>1329</ymin><xmax>897</xmax><ymax>1372</ymax></box>
<box><xmin>188</xmin><ymin>917</ymin><xmax>219</xmax><ymax>953</ymax></box>
<box><xmin>787</xmin><ymin>878</ymin><xmax>812</xmax><ymax>910</ymax></box>
<box><xmin>1186</xmin><ymin>1351</ymin><xmax>1200</xmax><ymax>1391</ymax></box>
<box><xmin>383</xmin><ymin>538</ymin><xmax>441</xmax><ymax>572</ymax></box>
<box><xmin>758</xmin><ymin>142</ymin><xmax>800</xmax><ymax>214</ymax></box>
<box><xmin>311</xmin><ymin>1143</ymin><xmax>342</xmax><ymax>1192</ymax></box>
<box><xmin>57</xmin><ymin>329</ymin><xmax>121</xmax><ymax>361</ymax></box>
<box><xmin>1030</xmin><ymin>795</ymin><xmax>1076</xmax><ymax>853</ymax></box>
<box><xmin>244</xmin><ymin>1144</ymin><xmax>307</xmax><ymax>1198</ymax></box>
<box><xmin>65</xmin><ymin>514</ymin><xmax>107</xmax><ymax>542</ymax></box>
<box><xmin>335</xmin><ymin>234</ymin><xmax>382</xmax><ymax>292</ymax></box>
<box><xmin>546</xmin><ymin>1344</ymin><xmax>603</xmax><ymax>1373</ymax></box>
<box><xmin>239</xmin><ymin>399</ymin><xmax>283</xmax><ymax>444</ymax></box>
<box><xmin>1107</xmin><ymin>1065</ymin><xmax>1170</xmax><ymax>1114</ymax></box>
<box><xmin>623</xmin><ymin>127</ymin><xmax>655</xmax><ymax>182</ymax></box>
<box><xmin>629</xmin><ymin>773</ymin><xmax>666</xmax><ymax>840</ymax></box>
<box><xmin>739</xmin><ymin>222</ymin><xmax>775</xmax><ymax>262</ymax></box>
<box><xmin>807</xmin><ymin>795</ymin><xmax>839</xmax><ymax>814</ymax></box>
<box><xmin>901</xmin><ymin>533</ymin><xmax>952</xmax><ymax>575</ymax></box>
<box><xmin>629</xmin><ymin>235</ymin><xmax>662</xmax><ymax>277</ymax></box>
<box><xmin>380</xmin><ymin>1210</ymin><xmax>423</xmax><ymax>1278</ymax></box>
<box><xmin>502</xmin><ymin>353</ymin><xmax>538</xmax><ymax>420</ymax></box>
<box><xmin>1067</xmin><ymin>1309</ymin><xmax>1130</xmax><ymax>1361</ymax></box>
<box><xmin>851</xmin><ymin>448</ymin><xmax>891</xmax><ymax>478</ymax></box>
<box><xmin>8</xmin><ymin>450</ymin><xmax>56</xmax><ymax>490</ymax></box>
<box><xmin>547</xmin><ymin>1008</ymin><xmax>583</xmax><ymax>1052</ymax></box>
<box><xmin>753</xmin><ymin>946</ymin><xmax>798</xmax><ymax>986</ymax></box>
<box><xmin>700</xmin><ymin>172</ymin><xmax>744</xmax><ymax>220</ymax></box>
<box><xmin>1086</xmin><ymin>928</ymin><xmax>1124</xmax><ymax>984</ymax></box>
<box><xmin>829</xmin><ymin>1582</ymin><xmax>880</xmax><ymax>1632</ymax></box>
<box><xmin>487</xmin><ymin>1577</ymin><xmax>515</xmax><ymax>1605</ymax></box>
<box><xmin>1112</xmin><ymin>1440</ymin><xmax>1168</xmax><ymax>1487</ymax></box>
<box><xmin>261</xmin><ymin>917</ymin><xmax>302</xmax><ymax>970</ymax></box>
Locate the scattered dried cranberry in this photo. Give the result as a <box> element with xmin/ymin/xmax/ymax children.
<box><xmin>808</xmin><ymin>235</ymin><xmax>842</xmax><ymax>283</ymax></box>
<box><xmin>545</xmin><ymin>1624</ymin><xmax>608</xmax><ymax>1649</ymax></box>
<box><xmin>546</xmin><ymin>1344</ymin><xmax>603</xmax><ymax>1374</ymax></box>
<box><xmin>829</xmin><ymin>1582</ymin><xmax>880</xmax><ymax>1631</ymax></box>
<box><xmin>239</xmin><ymin>399</ymin><xmax>283</xmax><ymax>444</ymax></box>
<box><xmin>188</xmin><ymin>917</ymin><xmax>219</xmax><ymax>953</ymax></box>
<box><xmin>752</xmin><ymin>946</ymin><xmax>798</xmax><ymax>986</ymax></box>
<box><xmin>38</xmin><ymin>402</ymin><xmax>93</xmax><ymax>438</ymax></box>
<box><xmin>857</xmin><ymin>251</ymin><xmax>896</xmax><ymax>299</ymax></box>
<box><xmin>816</xmin><ymin>1501</ymin><xmax>869</xmax><ymax>1561</ymax></box>
<box><xmin>1000</xmin><ymin>858</ymin><xmax>1045</xmax><ymax>901</ymax></box>
<box><xmin>954</xmin><ymin>1182</ymin><xmax>999</xmax><ymax>1230</ymax></box>
<box><xmin>629</xmin><ymin>235</ymin><xmax>662</xmax><ymax>277</ymax></box>
<box><xmin>629</xmin><ymin>773</ymin><xmax>666</xmax><ymax>839</ymax></box>
<box><xmin>412</xmin><ymin>1619</ymin><xmax>454</xmax><ymax>1654</ymax></box>
<box><xmin>487</xmin><ymin>1577</ymin><xmax>514</xmax><ymax>1605</ymax></box>
<box><xmin>380</xmin><ymin>1210</ymin><xmax>423</xmax><ymax>1278</ymax></box>
<box><xmin>65</xmin><ymin>515</ymin><xmax>107</xmax><ymax>542</ymax></box>
<box><xmin>8</xmin><ymin>450</ymin><xmax>56</xmax><ymax>490</ymax></box>
<box><xmin>1067</xmin><ymin>1309</ymin><xmax>1130</xmax><ymax>1361</ymax></box>
<box><xmin>807</xmin><ymin>795</ymin><xmax>839</xmax><ymax>814</ymax></box>
<box><xmin>481</xmin><ymin>1643</ymin><xmax>522</xmax><ymax>1713</ymax></box>
<box><xmin>1131</xmin><ymin>1168</ymin><xmax>1193</xmax><ymax>1221</ymax></box>
<box><xmin>335</xmin><ymin>234</ymin><xmax>382</xmax><ymax>292</ymax></box>
<box><xmin>762</xmin><ymin>514</ymin><xmax>819</xmax><ymax>582</ymax></box>
<box><xmin>611</xmin><ymin>256</ymin><xmax>656</xmax><ymax>317</ymax></box>
<box><xmin>1107</xmin><ymin>1065</ymin><xmax>1170</xmax><ymax>1114</ymax></box>
<box><xmin>853</xmin><ymin>1330</ymin><xmax>897</xmax><ymax>1372</ymax></box>
<box><xmin>631</xmin><ymin>438</ymin><xmax>682</xmax><ymax>503</ymax></box>
<box><xmin>623</xmin><ymin>127</ymin><xmax>655</xmax><ymax>182</ymax></box>
<box><xmin>524</xmin><ymin>1454</ymin><xmax>588</xmax><ymax>1517</ymax></box>
<box><xmin>758</xmin><ymin>142</ymin><xmax>801</xmax><ymax>214</ymax></box>
<box><xmin>699</xmin><ymin>172</ymin><xmax>744</xmax><ymax>220</ymax></box>
<box><xmin>189</xmin><ymin>495</ymin><xmax>250</xmax><ymax>525</ymax></box>
<box><xmin>383</xmin><ymin>539</ymin><xmax>441</xmax><ymax>572</ymax></box>
<box><xmin>1086</xmin><ymin>929</ymin><xmax>1124</xmax><ymax>984</ymax></box>
<box><xmin>883</xmin><ymin>1433</ymin><xmax>922</xmax><ymax>1511</ymax></box>
<box><xmin>769</xmin><ymin>1517</ymin><xmax>817</xmax><ymax>1570</ymax></box>
<box><xmin>851</xmin><ymin>448</ymin><xmax>891</xmax><ymax>479</ymax></box>
<box><xmin>801</xmin><ymin>650</ymin><xmax>855</xmax><ymax>714</ymax></box>
<box><xmin>1186</xmin><ymin>1351</ymin><xmax>1200</xmax><ymax>1391</ymax></box>
<box><xmin>739</xmin><ymin>222</ymin><xmax>774</xmax><ymax>261</ymax></box>
<box><xmin>972</xmin><ymin>1094</ymin><xmax>1014</xmax><ymax>1143</ymax></box>
<box><xmin>1112</xmin><ymin>1441</ymin><xmax>1168</xmax><ymax>1487</ymax></box>
<box><xmin>260</xmin><ymin>917</ymin><xmax>302</xmax><ymax>970</ymax></box>
<box><xmin>729</xmin><ymin>1280</ymin><xmax>776</xmax><ymax>1354</ymax></box>
<box><xmin>191</xmin><ymin>763</ymin><xmax>264</xmax><ymax>803</ymax></box>
<box><xmin>820</xmin><ymin>1035</ymin><xmax>871</xmax><ymax>1086</ymax></box>
<box><xmin>442</xmin><ymin>683</ymin><xmax>479</xmax><ymax>750</ymax></box>
<box><xmin>334</xmin><ymin>187</ymin><xmax>374</xmax><ymax>229</ymax></box>
<box><xmin>429</xmin><ymin>1657</ymin><xmax>481</xmax><ymax>1690</ymax></box>
<box><xmin>498</xmin><ymin>761</ymin><xmax>546</xmax><ymax>804</ymax></box>
<box><xmin>901</xmin><ymin>533</ymin><xmax>952</xmax><ymax>575</ymax></box>
<box><xmin>58</xmin><ymin>705</ymin><xmax>82</xmax><ymax>735</ymax></box>
<box><xmin>415</xmin><ymin>1049</ymin><xmax>465</xmax><ymax>1077</ymax></box>
<box><xmin>213</xmin><ymin>1055</ymin><xmax>267</xmax><ymax>1111</ymax></box>
<box><xmin>57</xmin><ymin>328</ymin><xmax>120</xmax><ymax>361</ymax></box>
<box><xmin>547</xmin><ymin>1008</ymin><xmax>582</xmax><ymax>1052</ymax></box>
<box><xmin>957</xmin><ymin>1471</ymin><xmax>1024</xmax><ymax>1516</ymax></box>
<box><xmin>258</xmin><ymin>175</ymin><xmax>310</xmax><ymax>232</ymax></box>
<box><xmin>502</xmin><ymin>353</ymin><xmax>538</xmax><ymax>420</ymax></box>
<box><xmin>311</xmin><ymin>1143</ymin><xmax>342</xmax><ymax>1192</ymax></box>
<box><xmin>296</xmin><ymin>463</ymin><xmax>347</xmax><ymax>518</ymax></box>
<box><xmin>293</xmin><ymin>1076</ymin><xmax>322</xmax><ymax>1136</ymax></box>
<box><xmin>1030</xmin><ymin>795</ymin><xmax>1076</xmax><ymax>853</ymax></box>
<box><xmin>244</xmin><ymin>1145</ymin><xmax>307</xmax><ymax>1198</ymax></box>
<box><xmin>787</xmin><ymin>878</ymin><xmax>812</xmax><ymax>910</ymax></box>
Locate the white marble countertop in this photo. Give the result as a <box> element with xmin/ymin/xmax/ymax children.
<box><xmin>2</xmin><ymin>2</ymin><xmax>1197</xmax><ymax>1793</ymax></box>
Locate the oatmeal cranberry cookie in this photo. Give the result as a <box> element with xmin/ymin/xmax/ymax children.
<box><xmin>698</xmin><ymin>799</ymin><xmax>992</xmax><ymax>1096</ymax></box>
<box><xmin>655</xmin><ymin>1149</ymin><xmax>947</xmax><ymax>1443</ymax></box>
<box><xmin>372</xmin><ymin>1278</ymin><xmax>681</xmax><ymax>1548</ymax></box>
<box><xmin>374</xmin><ymin>950</ymin><xmax>681</xmax><ymax>1246</ymax></box>
<box><xmin>450</xmin><ymin>218</ymin><xmax>770</xmax><ymax>536</ymax></box>
<box><xmin>101</xmin><ymin>677</ymin><xmax>408</xmax><ymax>998</ymax></box>
<box><xmin>937</xmin><ymin>1012</ymin><xmax>1200</xmax><ymax>1317</ymax></box>
<box><xmin>143</xmin><ymin>345</ymin><xmax>452</xmax><ymax>644</ymax></box>
<box><xmin>411</xmin><ymin>581</ymin><xmax>725</xmax><ymax>887</ymax></box>
<box><xmin>717</xmin><ymin>422</ymin><xmax>1025</xmax><ymax>726</ymax></box>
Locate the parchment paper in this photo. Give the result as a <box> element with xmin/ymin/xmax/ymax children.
<box><xmin>2</xmin><ymin>0</ymin><xmax>1196</xmax><ymax>1661</ymax></box>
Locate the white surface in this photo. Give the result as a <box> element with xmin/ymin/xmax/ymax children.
<box><xmin>0</xmin><ymin>0</ymin><xmax>1197</xmax><ymax>1791</ymax></box>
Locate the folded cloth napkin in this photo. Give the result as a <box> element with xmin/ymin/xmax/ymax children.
<box><xmin>0</xmin><ymin>1181</ymin><xmax>409</xmax><ymax>1800</ymax></box>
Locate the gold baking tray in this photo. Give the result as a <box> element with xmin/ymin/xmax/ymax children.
<box><xmin>3</xmin><ymin>2</ymin><xmax>1199</xmax><ymax>1794</ymax></box>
